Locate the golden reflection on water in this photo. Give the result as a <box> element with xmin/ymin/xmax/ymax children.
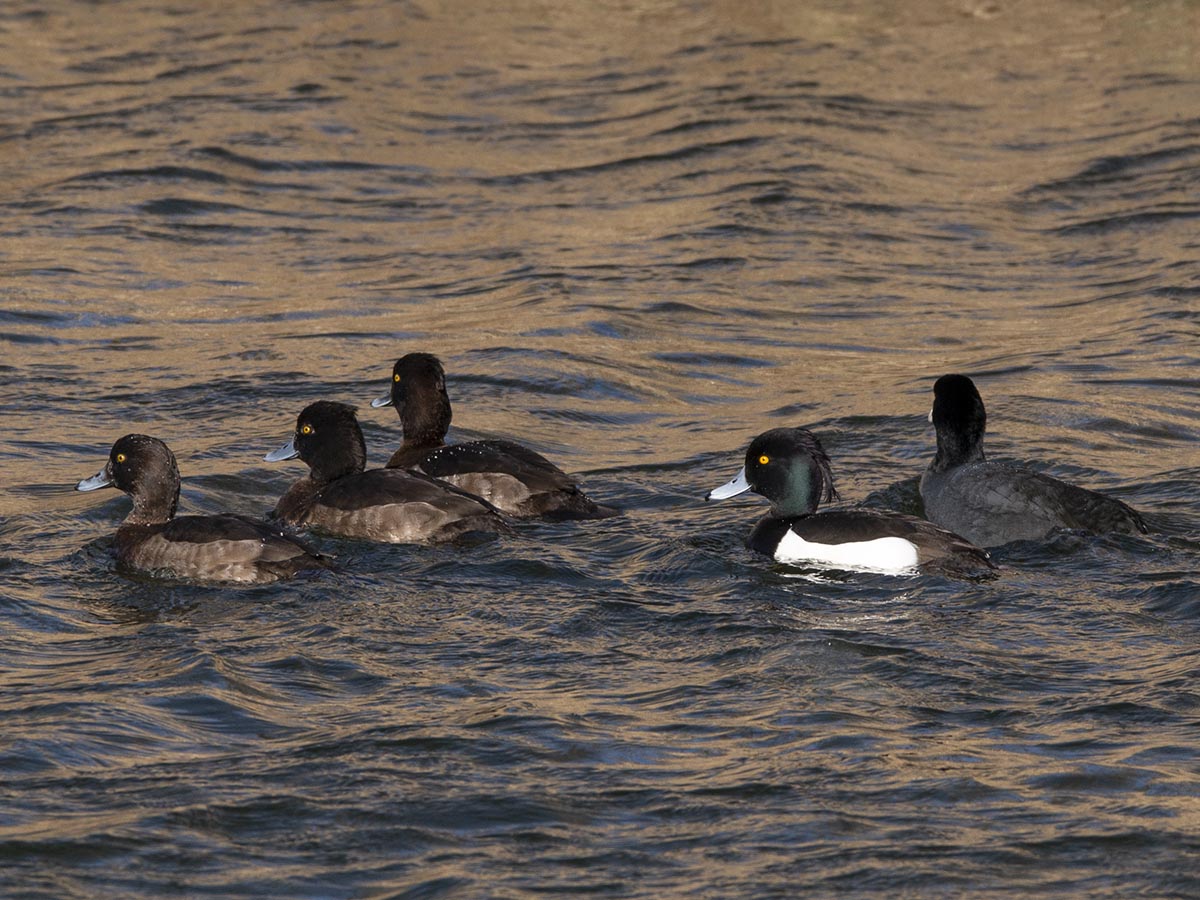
<box><xmin>0</xmin><ymin>10</ymin><xmax>1197</xmax><ymax>892</ymax></box>
<box><xmin>3</xmin><ymin>1</ymin><xmax>1197</xmax><ymax>510</ymax></box>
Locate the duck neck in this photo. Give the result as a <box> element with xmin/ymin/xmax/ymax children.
<box><xmin>274</xmin><ymin>477</ymin><xmax>321</xmax><ymax>524</ymax></box>
<box><xmin>395</xmin><ymin>390</ymin><xmax>451</xmax><ymax>459</ymax></box>
<box><xmin>769</xmin><ymin>468</ymin><xmax>821</xmax><ymax>518</ymax></box>
<box><xmin>931</xmin><ymin>427</ymin><xmax>985</xmax><ymax>473</ymax></box>
<box><xmin>307</xmin><ymin>429</ymin><xmax>367</xmax><ymax>486</ymax></box>
<box><xmin>386</xmin><ymin>443</ymin><xmax>441</xmax><ymax>469</ymax></box>
<box><xmin>125</xmin><ymin>484</ymin><xmax>178</xmax><ymax>526</ymax></box>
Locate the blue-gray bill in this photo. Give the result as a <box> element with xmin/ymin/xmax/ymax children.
<box><xmin>369</xmin><ymin>393</ymin><xmax>393</xmax><ymax>409</ymax></box>
<box><xmin>76</xmin><ymin>469</ymin><xmax>114</xmax><ymax>492</ymax></box>
<box><xmin>264</xmin><ymin>438</ymin><xmax>300</xmax><ymax>462</ymax></box>
<box><xmin>706</xmin><ymin>467</ymin><xmax>751</xmax><ymax>501</ymax></box>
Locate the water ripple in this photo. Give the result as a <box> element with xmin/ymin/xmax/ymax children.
<box><xmin>2</xmin><ymin>2</ymin><xmax>1199</xmax><ymax>898</ymax></box>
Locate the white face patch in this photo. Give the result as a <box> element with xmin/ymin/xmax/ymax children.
<box><xmin>774</xmin><ymin>531</ymin><xmax>920</xmax><ymax>575</ymax></box>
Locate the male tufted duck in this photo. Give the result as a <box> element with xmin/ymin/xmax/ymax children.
<box><xmin>708</xmin><ymin>427</ymin><xmax>995</xmax><ymax>576</ymax></box>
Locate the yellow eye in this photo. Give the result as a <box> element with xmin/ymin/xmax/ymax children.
<box><xmin>300</xmin><ymin>424</ymin><xmax>313</xmax><ymax>435</ymax></box>
<box><xmin>393</xmin><ymin>373</ymin><xmax>401</xmax><ymax>383</ymax></box>
<box><xmin>758</xmin><ymin>455</ymin><xmax>770</xmax><ymax>465</ymax></box>
<box><xmin>115</xmin><ymin>453</ymin><xmax>127</xmax><ymax>463</ymax></box>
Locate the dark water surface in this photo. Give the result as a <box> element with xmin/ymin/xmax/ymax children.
<box><xmin>3</xmin><ymin>1</ymin><xmax>1199</xmax><ymax>896</ymax></box>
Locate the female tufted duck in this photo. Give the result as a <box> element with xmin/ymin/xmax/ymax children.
<box><xmin>77</xmin><ymin>434</ymin><xmax>332</xmax><ymax>584</ymax></box>
<box><xmin>266</xmin><ymin>400</ymin><xmax>507</xmax><ymax>543</ymax></box>
<box><xmin>370</xmin><ymin>352</ymin><xmax>617</xmax><ymax>520</ymax></box>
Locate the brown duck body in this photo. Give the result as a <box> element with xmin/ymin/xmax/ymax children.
<box><xmin>386</xmin><ymin>436</ymin><xmax>616</xmax><ymax>520</ymax></box>
<box><xmin>114</xmin><ymin>514</ymin><xmax>331</xmax><ymax>583</ymax></box>
<box><xmin>273</xmin><ymin>468</ymin><xmax>504</xmax><ymax>543</ymax></box>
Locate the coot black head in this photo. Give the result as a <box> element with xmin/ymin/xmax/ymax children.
<box><xmin>370</xmin><ymin>352</ymin><xmax>452</xmax><ymax>447</ymax></box>
<box><xmin>266</xmin><ymin>400</ymin><xmax>367</xmax><ymax>484</ymax></box>
<box><xmin>76</xmin><ymin>433</ymin><xmax>180</xmax><ymax>525</ymax></box>
<box><xmin>708</xmin><ymin>427</ymin><xmax>839</xmax><ymax>517</ymax></box>
<box><xmin>931</xmin><ymin>373</ymin><xmax>987</xmax><ymax>472</ymax></box>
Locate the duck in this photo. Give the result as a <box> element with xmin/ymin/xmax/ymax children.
<box><xmin>920</xmin><ymin>373</ymin><xmax>1147</xmax><ymax>547</ymax></box>
<box><xmin>369</xmin><ymin>352</ymin><xmax>618</xmax><ymax>520</ymax></box>
<box><xmin>265</xmin><ymin>400</ymin><xmax>507</xmax><ymax>542</ymax></box>
<box><xmin>706</xmin><ymin>427</ymin><xmax>995</xmax><ymax>576</ymax></box>
<box><xmin>76</xmin><ymin>434</ymin><xmax>333</xmax><ymax>584</ymax></box>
